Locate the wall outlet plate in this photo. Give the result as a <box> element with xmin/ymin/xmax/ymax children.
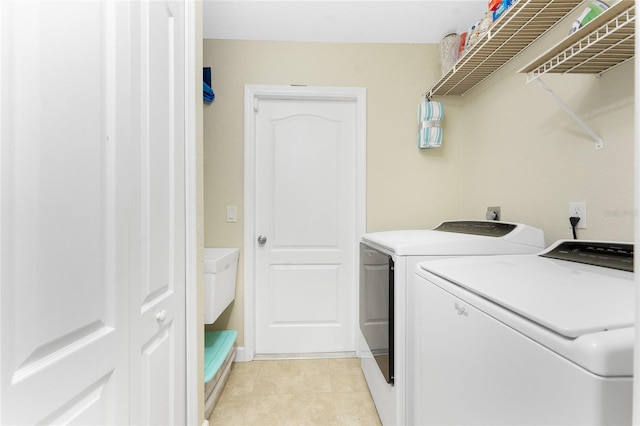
<box><xmin>486</xmin><ymin>206</ymin><xmax>501</xmax><ymax>221</ymax></box>
<box><xmin>569</xmin><ymin>201</ymin><xmax>587</xmax><ymax>229</ymax></box>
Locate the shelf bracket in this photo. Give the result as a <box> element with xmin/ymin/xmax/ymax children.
<box><xmin>533</xmin><ymin>77</ymin><xmax>603</xmax><ymax>150</ymax></box>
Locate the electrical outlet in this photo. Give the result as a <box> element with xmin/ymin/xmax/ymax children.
<box><xmin>569</xmin><ymin>202</ymin><xmax>587</xmax><ymax>229</ymax></box>
<box><xmin>486</xmin><ymin>206</ymin><xmax>501</xmax><ymax>221</ymax></box>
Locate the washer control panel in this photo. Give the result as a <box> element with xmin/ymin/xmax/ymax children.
<box><xmin>541</xmin><ymin>241</ymin><xmax>633</xmax><ymax>272</ymax></box>
<box><xmin>434</xmin><ymin>221</ymin><xmax>517</xmax><ymax>237</ymax></box>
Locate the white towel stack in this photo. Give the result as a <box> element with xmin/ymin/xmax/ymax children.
<box><xmin>418</xmin><ymin>100</ymin><xmax>444</xmax><ymax>149</ymax></box>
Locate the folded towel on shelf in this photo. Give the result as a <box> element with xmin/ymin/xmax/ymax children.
<box><xmin>203</xmin><ymin>81</ymin><xmax>215</xmax><ymax>102</ymax></box>
<box><xmin>203</xmin><ymin>67</ymin><xmax>215</xmax><ymax>102</ymax></box>
<box><xmin>418</xmin><ymin>101</ymin><xmax>444</xmax><ymax>149</ymax></box>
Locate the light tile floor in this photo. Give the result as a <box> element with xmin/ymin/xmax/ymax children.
<box><xmin>209</xmin><ymin>358</ymin><xmax>382</xmax><ymax>425</ymax></box>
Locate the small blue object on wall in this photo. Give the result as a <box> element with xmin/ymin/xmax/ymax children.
<box><xmin>203</xmin><ymin>67</ymin><xmax>215</xmax><ymax>102</ymax></box>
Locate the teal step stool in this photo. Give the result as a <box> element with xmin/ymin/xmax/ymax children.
<box><xmin>204</xmin><ymin>330</ymin><xmax>237</xmax><ymax>419</ymax></box>
<box><xmin>204</xmin><ymin>330</ymin><xmax>237</xmax><ymax>383</ymax></box>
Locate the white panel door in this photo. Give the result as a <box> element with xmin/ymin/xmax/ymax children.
<box><xmin>255</xmin><ymin>97</ymin><xmax>357</xmax><ymax>355</ymax></box>
<box><xmin>128</xmin><ymin>1</ymin><xmax>186</xmax><ymax>424</ymax></box>
<box><xmin>0</xmin><ymin>1</ymin><xmax>129</xmax><ymax>424</ymax></box>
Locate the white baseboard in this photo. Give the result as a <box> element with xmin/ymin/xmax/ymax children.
<box><xmin>233</xmin><ymin>346</ymin><xmax>361</xmax><ymax>362</ymax></box>
<box><xmin>233</xmin><ymin>346</ymin><xmax>251</xmax><ymax>362</ymax></box>
<box><xmin>233</xmin><ymin>346</ymin><xmax>357</xmax><ymax>362</ymax></box>
<box><xmin>253</xmin><ymin>351</ymin><xmax>357</xmax><ymax>360</ymax></box>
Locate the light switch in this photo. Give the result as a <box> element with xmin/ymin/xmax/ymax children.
<box><xmin>226</xmin><ymin>206</ymin><xmax>237</xmax><ymax>223</ymax></box>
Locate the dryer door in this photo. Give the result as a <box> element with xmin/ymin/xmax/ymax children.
<box><xmin>359</xmin><ymin>243</ymin><xmax>394</xmax><ymax>384</ymax></box>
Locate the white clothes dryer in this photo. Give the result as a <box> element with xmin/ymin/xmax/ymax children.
<box><xmin>410</xmin><ymin>240</ymin><xmax>634</xmax><ymax>425</ymax></box>
<box><xmin>359</xmin><ymin>220</ymin><xmax>545</xmax><ymax>425</ymax></box>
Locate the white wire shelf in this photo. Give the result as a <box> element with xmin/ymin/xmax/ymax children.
<box><xmin>426</xmin><ymin>0</ymin><xmax>583</xmax><ymax>98</ymax></box>
<box><xmin>520</xmin><ymin>1</ymin><xmax>635</xmax><ymax>81</ymax></box>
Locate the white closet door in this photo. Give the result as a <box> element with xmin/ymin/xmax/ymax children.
<box><xmin>0</xmin><ymin>2</ymin><xmax>130</xmax><ymax>424</ymax></box>
<box><xmin>127</xmin><ymin>1</ymin><xmax>186</xmax><ymax>424</ymax></box>
<box><xmin>0</xmin><ymin>1</ymin><xmax>188</xmax><ymax>424</ymax></box>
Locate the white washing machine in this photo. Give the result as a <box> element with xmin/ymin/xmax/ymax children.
<box><xmin>410</xmin><ymin>240</ymin><xmax>634</xmax><ymax>425</ymax></box>
<box><xmin>359</xmin><ymin>220</ymin><xmax>545</xmax><ymax>425</ymax></box>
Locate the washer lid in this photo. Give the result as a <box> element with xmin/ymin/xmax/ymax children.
<box><xmin>420</xmin><ymin>249</ymin><xmax>635</xmax><ymax>339</ymax></box>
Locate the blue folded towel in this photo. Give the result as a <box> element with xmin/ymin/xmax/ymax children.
<box><xmin>203</xmin><ymin>81</ymin><xmax>215</xmax><ymax>102</ymax></box>
<box><xmin>418</xmin><ymin>125</ymin><xmax>443</xmax><ymax>149</ymax></box>
<box><xmin>203</xmin><ymin>67</ymin><xmax>215</xmax><ymax>102</ymax></box>
<box><xmin>418</xmin><ymin>101</ymin><xmax>444</xmax><ymax>149</ymax></box>
<box><xmin>418</xmin><ymin>100</ymin><xmax>444</xmax><ymax>122</ymax></box>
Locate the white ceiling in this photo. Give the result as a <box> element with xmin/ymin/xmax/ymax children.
<box><xmin>203</xmin><ymin>1</ymin><xmax>489</xmax><ymax>44</ymax></box>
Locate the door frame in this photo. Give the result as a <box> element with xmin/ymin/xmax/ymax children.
<box><xmin>241</xmin><ymin>85</ymin><xmax>367</xmax><ymax>361</ymax></box>
<box><xmin>184</xmin><ymin>1</ymin><xmax>198</xmax><ymax>424</ymax></box>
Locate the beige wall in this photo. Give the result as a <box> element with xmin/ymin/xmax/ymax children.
<box><xmin>202</xmin><ymin>40</ymin><xmax>464</xmax><ymax>345</ymax></box>
<box><xmin>457</xmin><ymin>21</ymin><xmax>634</xmax><ymax>244</ymax></box>
<box><xmin>202</xmin><ymin>32</ymin><xmax>634</xmax><ymax>346</ymax></box>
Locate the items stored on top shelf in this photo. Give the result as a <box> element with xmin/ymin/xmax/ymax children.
<box><xmin>520</xmin><ymin>0</ymin><xmax>635</xmax><ymax>80</ymax></box>
<box><xmin>466</xmin><ymin>12</ymin><xmax>493</xmax><ymax>51</ymax></box>
<box><xmin>489</xmin><ymin>0</ymin><xmax>502</xmax><ymax>11</ymax></box>
<box><xmin>437</xmin><ymin>0</ymin><xmax>513</xmax><ymax>77</ymax></box>
<box><xmin>491</xmin><ymin>0</ymin><xmax>514</xmax><ymax>21</ymax></box>
<box><xmin>427</xmin><ymin>0</ymin><xmax>583</xmax><ymax>98</ymax></box>
<box><xmin>569</xmin><ymin>0</ymin><xmax>610</xmax><ymax>34</ymax></box>
<box><xmin>438</xmin><ymin>33</ymin><xmax>460</xmax><ymax>76</ymax></box>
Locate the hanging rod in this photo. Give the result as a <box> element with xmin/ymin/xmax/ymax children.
<box><xmin>534</xmin><ymin>77</ymin><xmax>603</xmax><ymax>150</ymax></box>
